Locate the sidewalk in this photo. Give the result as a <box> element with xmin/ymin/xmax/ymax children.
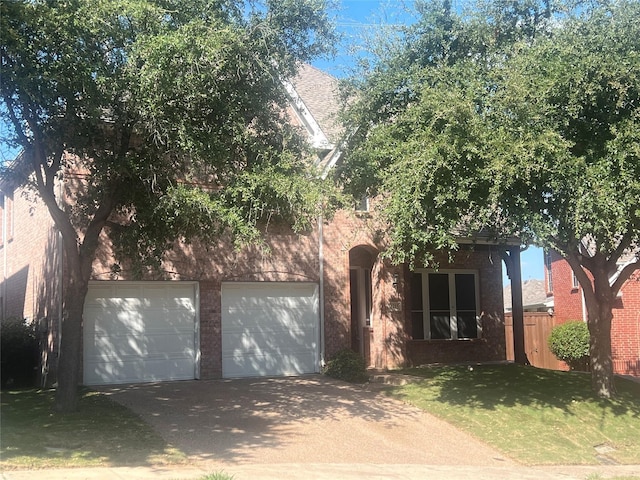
<box><xmin>3</xmin><ymin>463</ymin><xmax>640</xmax><ymax>480</ymax></box>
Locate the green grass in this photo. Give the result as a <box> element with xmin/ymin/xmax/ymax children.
<box><xmin>391</xmin><ymin>364</ymin><xmax>640</xmax><ymax>465</ymax></box>
<box><xmin>0</xmin><ymin>388</ymin><xmax>187</xmax><ymax>469</ymax></box>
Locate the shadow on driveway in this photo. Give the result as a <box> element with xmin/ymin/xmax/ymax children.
<box><xmin>98</xmin><ymin>375</ymin><xmax>513</xmax><ymax>466</ymax></box>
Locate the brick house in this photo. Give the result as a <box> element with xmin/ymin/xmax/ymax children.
<box><xmin>1</xmin><ymin>65</ymin><xmax>513</xmax><ymax>386</ymax></box>
<box><xmin>544</xmin><ymin>250</ymin><xmax>640</xmax><ymax>376</ymax></box>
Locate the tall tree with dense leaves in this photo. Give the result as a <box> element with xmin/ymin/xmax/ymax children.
<box><xmin>338</xmin><ymin>0</ymin><xmax>639</xmax><ymax>397</ymax></box>
<box><xmin>1</xmin><ymin>0</ymin><xmax>337</xmax><ymax>412</ymax></box>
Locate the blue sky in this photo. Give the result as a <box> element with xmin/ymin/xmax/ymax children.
<box><xmin>512</xmin><ymin>246</ymin><xmax>544</xmax><ymax>285</ymax></box>
<box><xmin>314</xmin><ymin>0</ymin><xmax>415</xmax><ymax>77</ymax></box>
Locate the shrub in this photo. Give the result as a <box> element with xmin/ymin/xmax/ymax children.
<box><xmin>1</xmin><ymin>317</ymin><xmax>39</xmax><ymax>388</ymax></box>
<box><xmin>548</xmin><ymin>320</ymin><xmax>590</xmax><ymax>371</ymax></box>
<box><xmin>323</xmin><ymin>349</ymin><xmax>369</xmax><ymax>383</ymax></box>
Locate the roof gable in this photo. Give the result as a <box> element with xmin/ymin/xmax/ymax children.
<box><xmin>286</xmin><ymin>64</ymin><xmax>341</xmax><ymax>147</ymax></box>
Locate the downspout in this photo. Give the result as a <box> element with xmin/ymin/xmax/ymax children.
<box><xmin>2</xmin><ymin>191</ymin><xmax>7</xmax><ymax>320</ymax></box>
<box><xmin>57</xmin><ymin>178</ymin><xmax>64</xmax><ymax>360</ymax></box>
<box><xmin>318</xmin><ymin>213</ymin><xmax>326</xmax><ymax>368</ymax></box>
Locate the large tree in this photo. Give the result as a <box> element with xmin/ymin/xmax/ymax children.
<box><xmin>338</xmin><ymin>0</ymin><xmax>640</xmax><ymax>397</ymax></box>
<box><xmin>1</xmin><ymin>0</ymin><xmax>337</xmax><ymax>412</ymax></box>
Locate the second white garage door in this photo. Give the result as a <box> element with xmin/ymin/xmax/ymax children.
<box><xmin>221</xmin><ymin>282</ymin><xmax>319</xmax><ymax>378</ymax></box>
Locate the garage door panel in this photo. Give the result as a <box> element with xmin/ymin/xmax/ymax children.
<box><xmin>222</xmin><ymin>350</ymin><xmax>317</xmax><ymax>378</ymax></box>
<box><xmin>222</xmin><ymin>308</ymin><xmax>317</xmax><ymax>330</ymax></box>
<box><xmin>83</xmin><ymin>281</ymin><xmax>198</xmax><ymax>385</ymax></box>
<box><xmin>85</xmin><ymin>308</ymin><xmax>196</xmax><ymax>334</ymax></box>
<box><xmin>221</xmin><ymin>282</ymin><xmax>319</xmax><ymax>378</ymax></box>
<box><xmin>84</xmin><ymin>356</ymin><xmax>195</xmax><ymax>385</ymax></box>
<box><xmin>223</xmin><ymin>295</ymin><xmax>317</xmax><ymax>310</ymax></box>
<box><xmin>86</xmin><ymin>285</ymin><xmax>195</xmax><ymax>308</ymax></box>
<box><xmin>85</xmin><ymin>346</ymin><xmax>194</xmax><ymax>363</ymax></box>
<box><xmin>221</xmin><ymin>329</ymin><xmax>317</xmax><ymax>353</ymax></box>
<box><xmin>87</xmin><ymin>331</ymin><xmax>196</xmax><ymax>358</ymax></box>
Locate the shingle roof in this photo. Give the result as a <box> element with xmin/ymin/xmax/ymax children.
<box><xmin>290</xmin><ymin>64</ymin><xmax>342</xmax><ymax>144</ymax></box>
<box><xmin>503</xmin><ymin>279</ymin><xmax>550</xmax><ymax>311</ymax></box>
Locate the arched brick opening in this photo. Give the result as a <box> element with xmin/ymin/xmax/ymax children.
<box><xmin>348</xmin><ymin>245</ymin><xmax>378</xmax><ymax>366</ymax></box>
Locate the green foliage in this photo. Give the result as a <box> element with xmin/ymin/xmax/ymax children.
<box><xmin>338</xmin><ymin>0</ymin><xmax>640</xmax><ymax>396</ymax></box>
<box><xmin>548</xmin><ymin>321</ymin><xmax>590</xmax><ymax>371</ymax></box>
<box><xmin>0</xmin><ymin>0</ymin><xmax>339</xmax><ymax>270</ymax></box>
<box><xmin>199</xmin><ymin>473</ymin><xmax>235</xmax><ymax>480</ymax></box>
<box><xmin>323</xmin><ymin>349</ymin><xmax>369</xmax><ymax>384</ymax></box>
<box><xmin>0</xmin><ymin>318</ymin><xmax>38</xmax><ymax>389</ymax></box>
<box><xmin>339</xmin><ymin>0</ymin><xmax>640</xmax><ymax>264</ymax></box>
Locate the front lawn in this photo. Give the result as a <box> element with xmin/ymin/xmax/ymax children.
<box><xmin>0</xmin><ymin>388</ymin><xmax>186</xmax><ymax>469</ymax></box>
<box><xmin>391</xmin><ymin>364</ymin><xmax>640</xmax><ymax>465</ymax></box>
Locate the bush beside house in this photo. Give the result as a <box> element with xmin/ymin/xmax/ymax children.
<box><xmin>548</xmin><ymin>320</ymin><xmax>590</xmax><ymax>371</ymax></box>
<box><xmin>1</xmin><ymin>317</ymin><xmax>39</xmax><ymax>388</ymax></box>
<box><xmin>323</xmin><ymin>349</ymin><xmax>369</xmax><ymax>384</ymax></box>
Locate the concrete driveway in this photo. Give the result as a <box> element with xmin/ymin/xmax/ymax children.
<box><xmin>99</xmin><ymin>375</ymin><xmax>513</xmax><ymax>467</ymax></box>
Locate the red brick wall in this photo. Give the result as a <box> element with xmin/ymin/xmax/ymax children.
<box><xmin>611</xmin><ymin>275</ymin><xmax>640</xmax><ymax>376</ymax></box>
<box><xmin>94</xmin><ymin>221</ymin><xmax>322</xmax><ymax>378</ymax></box>
<box><xmin>0</xmin><ymin>183</ymin><xmax>62</xmax><ymax>321</ymax></box>
<box><xmin>549</xmin><ymin>251</ymin><xmax>585</xmax><ymax>322</ymax></box>
<box><xmin>321</xmin><ymin>209</ymin><xmax>386</xmax><ymax>366</ymax></box>
<box><xmin>549</xmin><ymin>251</ymin><xmax>640</xmax><ymax>377</ymax></box>
<box><xmin>10</xmin><ymin>174</ymin><xmax>512</xmax><ymax>381</ymax></box>
<box><xmin>198</xmin><ymin>280</ymin><xmax>221</xmax><ymax>379</ymax></box>
<box><xmin>1</xmin><ymin>182</ymin><xmax>63</xmax><ymax>385</ymax></box>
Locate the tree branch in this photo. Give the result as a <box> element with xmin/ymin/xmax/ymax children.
<box><xmin>105</xmin><ymin>219</ymin><xmax>127</xmax><ymax>232</ymax></box>
<box><xmin>566</xmin><ymin>249</ymin><xmax>595</xmax><ymax>306</ymax></box>
<box><xmin>2</xmin><ymin>93</ymin><xmax>30</xmax><ymax>146</ymax></box>
<box><xmin>79</xmin><ymin>183</ymin><xmax>121</xmax><ymax>282</ymax></box>
<box><xmin>607</xmin><ymin>231</ymin><xmax>633</xmax><ymax>275</ymax></box>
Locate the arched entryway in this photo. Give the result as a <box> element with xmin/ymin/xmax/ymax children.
<box><xmin>349</xmin><ymin>245</ymin><xmax>378</xmax><ymax>367</ymax></box>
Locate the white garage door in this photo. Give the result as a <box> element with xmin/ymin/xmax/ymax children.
<box><xmin>221</xmin><ymin>282</ymin><xmax>319</xmax><ymax>378</ymax></box>
<box><xmin>83</xmin><ymin>281</ymin><xmax>199</xmax><ymax>385</ymax></box>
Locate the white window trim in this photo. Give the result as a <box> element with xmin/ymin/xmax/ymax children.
<box><xmin>355</xmin><ymin>195</ymin><xmax>370</xmax><ymax>212</ymax></box>
<box><xmin>414</xmin><ymin>269</ymin><xmax>481</xmax><ymax>340</ymax></box>
<box><xmin>571</xmin><ymin>271</ymin><xmax>579</xmax><ymax>290</ymax></box>
<box><xmin>545</xmin><ymin>250</ymin><xmax>553</xmax><ymax>292</ymax></box>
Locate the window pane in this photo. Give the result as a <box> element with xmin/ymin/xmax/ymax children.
<box><xmin>411</xmin><ymin>273</ymin><xmax>423</xmax><ymax>310</ymax></box>
<box><xmin>455</xmin><ymin>274</ymin><xmax>476</xmax><ymax>311</ymax></box>
<box><xmin>457</xmin><ymin>312</ymin><xmax>478</xmax><ymax>339</ymax></box>
<box><xmin>412</xmin><ymin>312</ymin><xmax>425</xmax><ymax>340</ymax></box>
<box><xmin>430</xmin><ymin>314</ymin><xmax>451</xmax><ymax>339</ymax></box>
<box><xmin>428</xmin><ymin>274</ymin><xmax>450</xmax><ymax>311</ymax></box>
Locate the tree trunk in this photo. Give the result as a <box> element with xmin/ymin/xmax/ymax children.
<box><xmin>52</xmin><ymin>220</ymin><xmax>100</xmax><ymax>413</ymax></box>
<box><xmin>584</xmin><ymin>265</ymin><xmax>616</xmax><ymax>398</ymax></box>
<box><xmin>54</xmin><ymin>278</ymin><xmax>89</xmax><ymax>412</ymax></box>
<box><xmin>586</xmin><ymin>298</ymin><xmax>615</xmax><ymax>398</ymax></box>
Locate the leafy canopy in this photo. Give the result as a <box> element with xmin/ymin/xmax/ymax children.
<box><xmin>338</xmin><ymin>0</ymin><xmax>640</xmax><ymax>265</ymax></box>
<box><xmin>1</xmin><ymin>0</ymin><xmax>340</xmax><ymax>274</ymax></box>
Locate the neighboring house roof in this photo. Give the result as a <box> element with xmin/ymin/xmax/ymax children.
<box><xmin>610</xmin><ymin>248</ymin><xmax>640</xmax><ymax>286</ymax></box>
<box><xmin>503</xmin><ymin>279</ymin><xmax>552</xmax><ymax>312</ymax></box>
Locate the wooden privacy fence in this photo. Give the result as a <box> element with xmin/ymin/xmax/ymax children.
<box><xmin>505</xmin><ymin>312</ymin><xmax>567</xmax><ymax>371</ymax></box>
